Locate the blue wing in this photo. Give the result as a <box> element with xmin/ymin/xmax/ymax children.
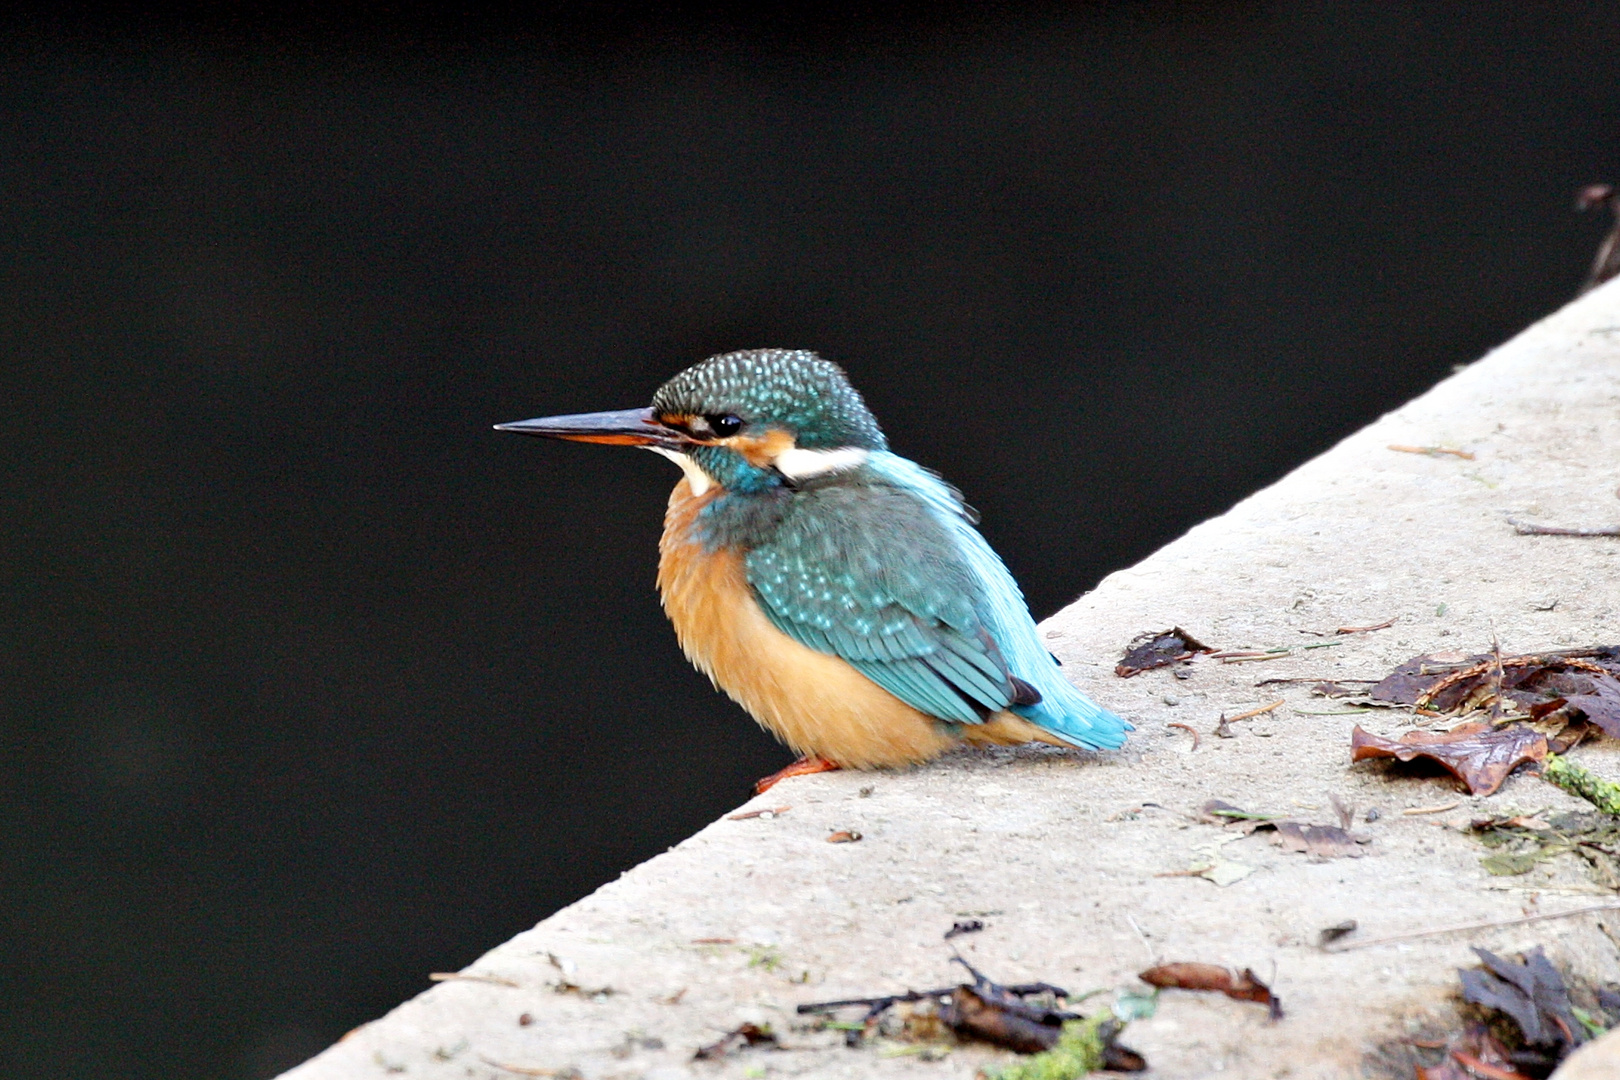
<box><xmin>745</xmin><ymin>481</ymin><xmax>1019</xmax><ymax>726</ymax></box>
<box><xmin>863</xmin><ymin>453</ymin><xmax>1131</xmax><ymax>750</ymax></box>
<box><xmin>744</xmin><ymin>453</ymin><xmax>1131</xmax><ymax>751</ymax></box>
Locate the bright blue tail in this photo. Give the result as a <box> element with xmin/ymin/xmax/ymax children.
<box><xmin>1011</xmin><ymin>675</ymin><xmax>1131</xmax><ymax>751</ymax></box>
<box><xmin>865</xmin><ymin>452</ymin><xmax>1133</xmax><ymax>752</ymax></box>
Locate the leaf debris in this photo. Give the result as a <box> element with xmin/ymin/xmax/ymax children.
<box><xmin>693</xmin><ymin>1022</ymin><xmax>778</xmax><ymax>1060</ymax></box>
<box><xmin>1116</xmin><ymin>628</ymin><xmax>1213</xmax><ymax>677</ymax></box>
<box><xmin>1138</xmin><ymin>962</ymin><xmax>1283</xmax><ymax>1020</ymax></box>
<box><xmin>1350</xmin><ymin>723</ymin><xmax>1547</xmax><ymax>796</ymax></box>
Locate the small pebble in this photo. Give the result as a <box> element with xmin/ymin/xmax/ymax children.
<box><xmin>1174</xmin><ymin>669</ymin><xmax>1193</xmax><ymax>680</ymax></box>
<box><xmin>1163</xmin><ymin>695</ymin><xmax>1180</xmax><ymax>707</ymax></box>
<box><xmin>1365</xmin><ymin>808</ymin><xmax>1381</xmax><ymax>822</ymax></box>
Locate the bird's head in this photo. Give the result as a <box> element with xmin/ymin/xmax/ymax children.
<box><xmin>497</xmin><ymin>349</ymin><xmax>887</xmax><ymax>494</ymax></box>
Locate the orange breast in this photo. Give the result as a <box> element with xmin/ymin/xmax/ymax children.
<box><xmin>655</xmin><ymin>478</ymin><xmax>963</xmax><ymax>769</ymax></box>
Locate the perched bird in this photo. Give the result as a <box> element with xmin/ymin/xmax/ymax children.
<box><xmin>497</xmin><ymin>349</ymin><xmax>1130</xmax><ymax>790</ymax></box>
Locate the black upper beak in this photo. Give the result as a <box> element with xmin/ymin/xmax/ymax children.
<box><xmin>494</xmin><ymin>406</ymin><xmax>683</xmax><ymax>449</ymax></box>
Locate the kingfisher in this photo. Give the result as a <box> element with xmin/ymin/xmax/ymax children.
<box><xmin>497</xmin><ymin>349</ymin><xmax>1130</xmax><ymax>791</ymax></box>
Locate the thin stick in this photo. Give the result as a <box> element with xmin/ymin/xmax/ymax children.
<box><xmin>1254</xmin><ymin>677</ymin><xmax>1377</xmax><ymax>686</ymax></box>
<box><xmin>1336</xmin><ymin>618</ymin><xmax>1396</xmax><ymax>635</ymax></box>
<box><xmin>1388</xmin><ymin>444</ymin><xmax>1475</xmax><ymax>460</ymax></box>
<box><xmin>429</xmin><ymin>972</ymin><xmax>521</xmax><ymax>987</ymax></box>
<box><xmin>1507</xmin><ymin>517</ymin><xmax>1620</xmax><ymax>537</ymax></box>
<box><xmin>1166</xmin><ymin>722</ymin><xmax>1201</xmax><ymax>750</ymax></box>
<box><xmin>1488</xmin><ymin>622</ymin><xmax>1505</xmax><ymax>723</ymax></box>
<box><xmin>1323</xmin><ymin>903</ymin><xmax>1620</xmax><ymax>952</ymax></box>
<box><xmin>1402</xmin><ymin>800</ymin><xmax>1462</xmax><ymax>815</ymax></box>
<box><xmin>1225</xmin><ymin>699</ymin><xmax>1286</xmax><ymax>723</ymax></box>
<box><xmin>728</xmin><ymin>806</ymin><xmax>790</xmax><ymax>820</ymax></box>
<box><xmin>479</xmin><ymin>1056</ymin><xmax>569</xmax><ymax>1076</ymax></box>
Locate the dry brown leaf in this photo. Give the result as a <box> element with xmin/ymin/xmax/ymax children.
<box><xmin>1138</xmin><ymin>962</ymin><xmax>1282</xmax><ymax>1018</ymax></box>
<box><xmin>1369</xmin><ymin>648</ymin><xmax>1620</xmax><ymax>737</ymax></box>
<box><xmin>1350</xmin><ymin>723</ymin><xmax>1547</xmax><ymax>796</ymax></box>
<box><xmin>1115</xmin><ymin>627</ymin><xmax>1213</xmax><ymax>677</ymax></box>
<box><xmin>1274</xmin><ymin>821</ymin><xmax>1368</xmax><ymax>858</ymax></box>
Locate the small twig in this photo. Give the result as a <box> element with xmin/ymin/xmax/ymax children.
<box><xmin>1507</xmin><ymin>517</ymin><xmax>1620</xmax><ymax>537</ymax></box>
<box><xmin>479</xmin><ymin>1057</ymin><xmax>573</xmax><ymax>1077</ymax></box>
<box><xmin>1166</xmin><ymin>722</ymin><xmax>1200</xmax><ymax>750</ymax></box>
<box><xmin>728</xmin><ymin>806</ymin><xmax>790</xmax><ymax>820</ymax></box>
<box><xmin>1323</xmin><ymin>903</ymin><xmax>1620</xmax><ymax>952</ymax></box>
<box><xmin>1335</xmin><ymin>618</ymin><xmax>1396</xmax><ymax>635</ymax></box>
<box><xmin>429</xmin><ymin>972</ymin><xmax>521</xmax><ymax>988</ymax></box>
<box><xmin>1330</xmin><ymin>793</ymin><xmax>1354</xmax><ymax>830</ymax></box>
<box><xmin>1225</xmin><ymin>699</ymin><xmax>1286</xmax><ymax>723</ymax></box>
<box><xmin>1401</xmin><ymin>800</ymin><xmax>1462</xmax><ymax>816</ymax></box>
<box><xmin>1216</xmin><ymin>643</ymin><xmax>1345</xmax><ymax>663</ymax></box>
<box><xmin>1488</xmin><ymin>622</ymin><xmax>1505</xmax><ymax>722</ymax></box>
<box><xmin>1388</xmin><ymin>444</ymin><xmax>1475</xmax><ymax>460</ymax></box>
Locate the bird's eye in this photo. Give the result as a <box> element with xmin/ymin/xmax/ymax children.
<box><xmin>707</xmin><ymin>413</ymin><xmax>744</xmax><ymax>437</ymax></box>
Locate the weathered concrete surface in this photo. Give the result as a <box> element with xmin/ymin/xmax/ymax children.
<box><xmin>285</xmin><ymin>286</ymin><xmax>1620</xmax><ymax>1080</ymax></box>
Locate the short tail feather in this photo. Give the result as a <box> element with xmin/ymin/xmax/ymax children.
<box><xmin>1010</xmin><ymin>675</ymin><xmax>1131</xmax><ymax>751</ymax></box>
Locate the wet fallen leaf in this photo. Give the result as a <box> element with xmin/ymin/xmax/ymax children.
<box><xmin>1138</xmin><ymin>963</ymin><xmax>1282</xmax><ymax>1019</ymax></box>
<box><xmin>1350</xmin><ymin>723</ymin><xmax>1547</xmax><ymax>796</ymax></box>
<box><xmin>1273</xmin><ymin>821</ymin><xmax>1368</xmax><ymax>858</ymax></box>
<box><xmin>1115</xmin><ymin>627</ymin><xmax>1213</xmax><ymax>677</ymax></box>
<box><xmin>1458</xmin><ymin>947</ymin><xmax>1586</xmax><ymax>1072</ymax></box>
<box><xmin>1369</xmin><ymin>651</ymin><xmax>1482</xmax><ymax>704</ymax></box>
<box><xmin>693</xmin><ymin>1023</ymin><xmax>778</xmax><ymax>1060</ymax></box>
<box><xmin>1369</xmin><ymin>648</ymin><xmax>1620</xmax><ymax>737</ymax></box>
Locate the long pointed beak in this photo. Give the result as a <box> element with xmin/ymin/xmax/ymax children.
<box><xmin>493</xmin><ymin>406</ymin><xmax>682</xmax><ymax>448</ymax></box>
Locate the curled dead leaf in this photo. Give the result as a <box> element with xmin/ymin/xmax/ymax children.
<box><xmin>1138</xmin><ymin>962</ymin><xmax>1283</xmax><ymax>1019</ymax></box>
<box><xmin>1116</xmin><ymin>627</ymin><xmax>1213</xmax><ymax>677</ymax></box>
<box><xmin>1349</xmin><ymin>723</ymin><xmax>1547</xmax><ymax>796</ymax></box>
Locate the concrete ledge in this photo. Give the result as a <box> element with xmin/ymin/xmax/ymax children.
<box><xmin>285</xmin><ymin>286</ymin><xmax>1620</xmax><ymax>1079</ymax></box>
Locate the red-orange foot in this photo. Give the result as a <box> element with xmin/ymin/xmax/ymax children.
<box><xmin>753</xmin><ymin>755</ymin><xmax>842</xmax><ymax>794</ymax></box>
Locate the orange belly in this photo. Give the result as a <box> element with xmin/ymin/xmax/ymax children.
<box><xmin>656</xmin><ymin>478</ymin><xmax>1058</xmax><ymax>768</ymax></box>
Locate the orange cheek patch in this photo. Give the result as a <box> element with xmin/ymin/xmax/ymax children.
<box><xmin>725</xmin><ymin>428</ymin><xmax>795</xmax><ymax>468</ymax></box>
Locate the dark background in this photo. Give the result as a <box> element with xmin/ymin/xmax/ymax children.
<box><xmin>3</xmin><ymin>2</ymin><xmax>1617</xmax><ymax>1076</ymax></box>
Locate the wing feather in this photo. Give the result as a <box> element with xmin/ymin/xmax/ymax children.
<box><xmin>746</xmin><ymin>481</ymin><xmax>1016</xmax><ymax>724</ymax></box>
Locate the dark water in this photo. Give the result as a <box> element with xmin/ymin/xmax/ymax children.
<box><xmin>3</xmin><ymin>4</ymin><xmax>1617</xmax><ymax>1076</ymax></box>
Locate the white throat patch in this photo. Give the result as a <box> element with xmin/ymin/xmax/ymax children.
<box><xmin>647</xmin><ymin>447</ymin><xmax>712</xmax><ymax>496</ymax></box>
<box><xmin>774</xmin><ymin>446</ymin><xmax>870</xmax><ymax>481</ymax></box>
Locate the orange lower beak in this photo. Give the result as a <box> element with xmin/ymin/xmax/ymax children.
<box><xmin>494</xmin><ymin>407</ymin><xmax>683</xmax><ymax>448</ymax></box>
